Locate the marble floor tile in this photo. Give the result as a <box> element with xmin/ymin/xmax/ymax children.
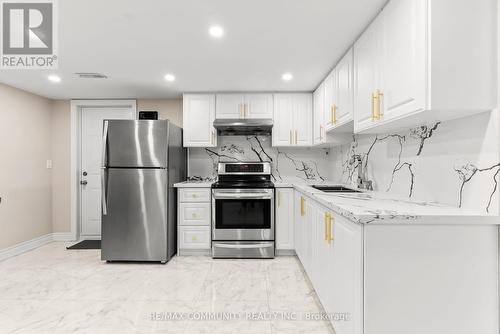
<box><xmin>0</xmin><ymin>242</ymin><xmax>334</xmax><ymax>334</ymax></box>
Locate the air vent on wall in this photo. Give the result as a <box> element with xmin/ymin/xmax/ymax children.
<box><xmin>75</xmin><ymin>73</ymin><xmax>108</xmax><ymax>79</ymax></box>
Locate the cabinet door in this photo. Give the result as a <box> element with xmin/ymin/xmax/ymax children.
<box><xmin>294</xmin><ymin>191</ymin><xmax>306</xmax><ymax>260</ymax></box>
<box><xmin>272</xmin><ymin>94</ymin><xmax>294</xmax><ymax>147</ymax></box>
<box><xmin>302</xmin><ymin>199</ymin><xmax>315</xmax><ymax>273</ymax></box>
<box><xmin>216</xmin><ymin>94</ymin><xmax>244</xmax><ymax>119</ymax></box>
<box><xmin>293</xmin><ymin>93</ymin><xmax>313</xmax><ymax>146</ymax></box>
<box><xmin>245</xmin><ymin>94</ymin><xmax>273</xmax><ymax>118</ymax></box>
<box><xmin>324</xmin><ymin>71</ymin><xmax>336</xmax><ymax>131</ymax></box>
<box><xmin>183</xmin><ymin>94</ymin><xmax>217</xmax><ymax>147</ymax></box>
<box><xmin>313</xmin><ymin>83</ymin><xmax>325</xmax><ymax>144</ymax></box>
<box><xmin>381</xmin><ymin>0</ymin><xmax>426</xmax><ymax>123</ymax></box>
<box><xmin>275</xmin><ymin>188</ymin><xmax>294</xmax><ymax>250</ymax></box>
<box><xmin>353</xmin><ymin>17</ymin><xmax>382</xmax><ymax>133</ymax></box>
<box><xmin>335</xmin><ymin>48</ymin><xmax>354</xmax><ymax>127</ymax></box>
<box><xmin>326</xmin><ymin>213</ymin><xmax>363</xmax><ymax>334</ymax></box>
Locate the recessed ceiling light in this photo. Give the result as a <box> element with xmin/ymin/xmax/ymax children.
<box><xmin>48</xmin><ymin>75</ymin><xmax>61</xmax><ymax>83</ymax></box>
<box><xmin>282</xmin><ymin>73</ymin><xmax>293</xmax><ymax>81</ymax></box>
<box><xmin>164</xmin><ymin>74</ymin><xmax>176</xmax><ymax>82</ymax></box>
<box><xmin>209</xmin><ymin>25</ymin><xmax>224</xmax><ymax>38</ymax></box>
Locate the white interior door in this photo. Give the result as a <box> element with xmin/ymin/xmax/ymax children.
<box><xmin>80</xmin><ymin>106</ymin><xmax>135</xmax><ymax>237</ymax></box>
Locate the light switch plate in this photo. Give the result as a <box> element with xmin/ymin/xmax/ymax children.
<box><xmin>46</xmin><ymin>160</ymin><xmax>53</xmax><ymax>169</ymax></box>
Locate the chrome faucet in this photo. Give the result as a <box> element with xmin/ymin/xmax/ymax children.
<box><xmin>350</xmin><ymin>154</ymin><xmax>373</xmax><ymax>191</ymax></box>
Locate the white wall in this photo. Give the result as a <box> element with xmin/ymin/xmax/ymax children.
<box><xmin>0</xmin><ymin>84</ymin><xmax>53</xmax><ymax>248</ymax></box>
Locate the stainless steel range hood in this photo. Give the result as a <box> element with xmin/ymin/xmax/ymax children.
<box><xmin>213</xmin><ymin>118</ymin><xmax>273</xmax><ymax>136</ymax></box>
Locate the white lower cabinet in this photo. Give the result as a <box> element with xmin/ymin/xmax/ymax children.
<box><xmin>179</xmin><ymin>226</ymin><xmax>211</xmax><ymax>249</ymax></box>
<box><xmin>275</xmin><ymin>188</ymin><xmax>294</xmax><ymax>251</ymax></box>
<box><xmin>177</xmin><ymin>187</ymin><xmax>211</xmax><ymax>254</ymax></box>
<box><xmin>293</xmin><ymin>189</ymin><xmax>498</xmax><ymax>334</ymax></box>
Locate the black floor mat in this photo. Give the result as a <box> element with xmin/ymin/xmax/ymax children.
<box><xmin>66</xmin><ymin>240</ymin><xmax>101</xmax><ymax>250</ymax></box>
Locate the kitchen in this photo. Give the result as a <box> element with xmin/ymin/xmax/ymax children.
<box><xmin>0</xmin><ymin>0</ymin><xmax>499</xmax><ymax>333</ymax></box>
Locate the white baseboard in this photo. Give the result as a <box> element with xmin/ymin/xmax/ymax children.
<box><xmin>276</xmin><ymin>249</ymin><xmax>296</xmax><ymax>256</ymax></box>
<box><xmin>0</xmin><ymin>232</ymin><xmax>77</xmax><ymax>262</ymax></box>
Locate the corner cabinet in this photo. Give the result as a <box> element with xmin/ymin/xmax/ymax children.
<box><xmin>353</xmin><ymin>0</ymin><xmax>496</xmax><ymax>134</ymax></box>
<box><xmin>183</xmin><ymin>94</ymin><xmax>217</xmax><ymax>147</ymax></box>
<box><xmin>275</xmin><ymin>188</ymin><xmax>294</xmax><ymax>251</ymax></box>
<box><xmin>272</xmin><ymin>93</ymin><xmax>312</xmax><ymax>147</ymax></box>
<box><xmin>216</xmin><ymin>94</ymin><xmax>273</xmax><ymax>119</ymax></box>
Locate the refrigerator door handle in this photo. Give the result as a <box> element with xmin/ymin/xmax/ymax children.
<box><xmin>101</xmin><ymin>120</ymin><xmax>109</xmax><ymax>167</ymax></box>
<box><xmin>101</xmin><ymin>167</ymin><xmax>108</xmax><ymax>215</ymax></box>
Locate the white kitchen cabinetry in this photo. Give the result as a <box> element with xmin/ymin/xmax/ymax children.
<box><xmin>177</xmin><ymin>188</ymin><xmax>211</xmax><ymax>254</ymax></box>
<box><xmin>216</xmin><ymin>94</ymin><xmax>273</xmax><ymax>119</ymax></box>
<box><xmin>182</xmin><ymin>94</ymin><xmax>217</xmax><ymax>147</ymax></box>
<box><xmin>275</xmin><ymin>188</ymin><xmax>294</xmax><ymax>251</ymax></box>
<box><xmin>354</xmin><ymin>0</ymin><xmax>496</xmax><ymax>134</ymax></box>
<box><xmin>293</xmin><ymin>188</ymin><xmax>498</xmax><ymax>334</ymax></box>
<box><xmin>323</xmin><ymin>70</ymin><xmax>336</xmax><ymax>131</ymax></box>
<box><xmin>313</xmin><ymin>83</ymin><xmax>325</xmax><ymax>145</ymax></box>
<box><xmin>324</xmin><ymin>48</ymin><xmax>354</xmax><ymax>133</ymax></box>
<box><xmin>272</xmin><ymin>93</ymin><xmax>312</xmax><ymax>147</ymax></box>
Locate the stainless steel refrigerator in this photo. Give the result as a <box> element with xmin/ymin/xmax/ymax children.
<box><xmin>101</xmin><ymin>120</ymin><xmax>186</xmax><ymax>263</ymax></box>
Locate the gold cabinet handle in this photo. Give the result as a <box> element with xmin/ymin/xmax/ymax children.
<box><xmin>324</xmin><ymin>212</ymin><xmax>329</xmax><ymax>241</ymax></box>
<box><xmin>289</xmin><ymin>130</ymin><xmax>292</xmax><ymax>145</ymax></box>
<box><xmin>319</xmin><ymin>125</ymin><xmax>323</xmax><ymax>142</ymax></box>
<box><xmin>333</xmin><ymin>105</ymin><xmax>337</xmax><ymax>124</ymax></box>
<box><xmin>211</xmin><ymin>130</ymin><xmax>215</xmax><ymax>145</ymax></box>
<box><xmin>330</xmin><ymin>105</ymin><xmax>334</xmax><ymax>125</ymax></box>
<box><xmin>277</xmin><ymin>191</ymin><xmax>281</xmax><ymax>207</ymax></box>
<box><xmin>239</xmin><ymin>103</ymin><xmax>243</xmax><ymax>118</ymax></box>
<box><xmin>327</xmin><ymin>213</ymin><xmax>334</xmax><ymax>243</ymax></box>
<box><xmin>294</xmin><ymin>130</ymin><xmax>298</xmax><ymax>145</ymax></box>
<box><xmin>245</xmin><ymin>103</ymin><xmax>249</xmax><ymax>118</ymax></box>
<box><xmin>300</xmin><ymin>196</ymin><xmax>305</xmax><ymax>216</ymax></box>
<box><xmin>371</xmin><ymin>92</ymin><xmax>377</xmax><ymax>121</ymax></box>
<box><xmin>377</xmin><ymin>90</ymin><xmax>383</xmax><ymax>120</ymax></box>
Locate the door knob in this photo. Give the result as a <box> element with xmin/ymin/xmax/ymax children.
<box><xmin>82</xmin><ymin>171</ymin><xmax>88</xmax><ymax>176</ymax></box>
<box><xmin>80</xmin><ymin>180</ymin><xmax>88</xmax><ymax>185</ymax></box>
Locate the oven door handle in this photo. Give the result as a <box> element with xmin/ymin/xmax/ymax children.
<box><xmin>213</xmin><ymin>193</ymin><xmax>273</xmax><ymax>200</ymax></box>
<box><xmin>212</xmin><ymin>243</ymin><xmax>274</xmax><ymax>249</ymax></box>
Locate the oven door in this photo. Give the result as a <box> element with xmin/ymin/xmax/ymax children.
<box><xmin>212</xmin><ymin>188</ymin><xmax>274</xmax><ymax>241</ymax></box>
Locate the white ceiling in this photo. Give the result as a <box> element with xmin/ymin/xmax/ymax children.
<box><xmin>0</xmin><ymin>0</ymin><xmax>386</xmax><ymax>99</ymax></box>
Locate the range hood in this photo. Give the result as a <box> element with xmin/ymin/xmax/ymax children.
<box><xmin>213</xmin><ymin>118</ymin><xmax>273</xmax><ymax>136</ymax></box>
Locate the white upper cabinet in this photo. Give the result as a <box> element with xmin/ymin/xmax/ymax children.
<box><xmin>324</xmin><ymin>70</ymin><xmax>336</xmax><ymax>131</ymax></box>
<box><xmin>216</xmin><ymin>94</ymin><xmax>273</xmax><ymax>119</ymax></box>
<box><xmin>216</xmin><ymin>94</ymin><xmax>244</xmax><ymax>119</ymax></box>
<box><xmin>325</xmin><ymin>48</ymin><xmax>354</xmax><ymax>133</ymax></box>
<box><xmin>183</xmin><ymin>94</ymin><xmax>217</xmax><ymax>147</ymax></box>
<box><xmin>273</xmin><ymin>93</ymin><xmax>312</xmax><ymax>147</ymax></box>
<box><xmin>380</xmin><ymin>0</ymin><xmax>426</xmax><ymax>124</ymax></box>
<box><xmin>354</xmin><ymin>0</ymin><xmax>496</xmax><ymax>134</ymax></box>
<box><xmin>354</xmin><ymin>17</ymin><xmax>382</xmax><ymax>133</ymax></box>
<box><xmin>313</xmin><ymin>83</ymin><xmax>325</xmax><ymax>145</ymax></box>
<box><xmin>244</xmin><ymin>94</ymin><xmax>273</xmax><ymax>118</ymax></box>
<box><xmin>334</xmin><ymin>48</ymin><xmax>354</xmax><ymax>129</ymax></box>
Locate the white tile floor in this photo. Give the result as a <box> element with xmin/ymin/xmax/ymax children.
<box><xmin>0</xmin><ymin>243</ymin><xmax>334</xmax><ymax>334</ymax></box>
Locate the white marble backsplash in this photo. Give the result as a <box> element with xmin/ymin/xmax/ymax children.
<box><xmin>187</xmin><ymin>111</ymin><xmax>499</xmax><ymax>213</ymax></box>
<box><xmin>188</xmin><ymin>136</ymin><xmax>330</xmax><ymax>182</ymax></box>
<box><xmin>328</xmin><ymin>111</ymin><xmax>499</xmax><ymax>213</ymax></box>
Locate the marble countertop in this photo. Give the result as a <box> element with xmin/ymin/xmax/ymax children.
<box><xmin>174</xmin><ymin>178</ymin><xmax>498</xmax><ymax>224</ymax></box>
<box><xmin>281</xmin><ymin>180</ymin><xmax>499</xmax><ymax>225</ymax></box>
<box><xmin>174</xmin><ymin>181</ymin><xmax>213</xmax><ymax>188</ymax></box>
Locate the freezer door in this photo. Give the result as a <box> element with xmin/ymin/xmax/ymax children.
<box><xmin>104</xmin><ymin>120</ymin><xmax>168</xmax><ymax>168</ymax></box>
<box><xmin>101</xmin><ymin>168</ymin><xmax>168</xmax><ymax>262</ymax></box>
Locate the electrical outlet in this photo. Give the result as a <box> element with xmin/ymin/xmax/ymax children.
<box><xmin>46</xmin><ymin>160</ymin><xmax>53</xmax><ymax>169</ymax></box>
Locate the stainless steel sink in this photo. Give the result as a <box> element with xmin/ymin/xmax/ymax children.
<box><xmin>311</xmin><ymin>185</ymin><xmax>362</xmax><ymax>193</ymax></box>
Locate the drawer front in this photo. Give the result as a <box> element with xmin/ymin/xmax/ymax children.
<box><xmin>179</xmin><ymin>226</ymin><xmax>211</xmax><ymax>249</ymax></box>
<box><xmin>179</xmin><ymin>188</ymin><xmax>211</xmax><ymax>202</ymax></box>
<box><xmin>179</xmin><ymin>203</ymin><xmax>211</xmax><ymax>226</ymax></box>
